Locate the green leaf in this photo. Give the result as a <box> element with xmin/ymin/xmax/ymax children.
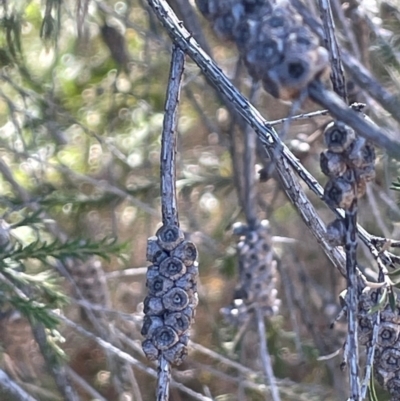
<box><xmin>368</xmin><ymin>289</ymin><xmax>388</xmax><ymax>315</ymax></box>
<box><xmin>368</xmin><ymin>365</ymin><xmax>379</xmax><ymax>401</ymax></box>
<box><xmin>389</xmin><ymin>290</ymin><xmax>397</xmax><ymax>312</ymax></box>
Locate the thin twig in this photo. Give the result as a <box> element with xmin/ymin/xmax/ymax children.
<box><xmin>160</xmin><ymin>44</ymin><xmax>185</xmax><ymax>227</ymax></box>
<box><xmin>318</xmin><ymin>0</ymin><xmax>347</xmax><ymax>100</ymax></box>
<box><xmin>0</xmin><ymin>368</ymin><xmax>38</xmax><ymax>401</ymax></box>
<box><xmin>56</xmin><ymin>313</ymin><xmax>213</xmax><ymax>401</ymax></box>
<box><xmin>243</xmin><ymin>80</ymin><xmax>260</xmax><ymax>228</ymax></box>
<box><xmin>157</xmin><ymin>44</ymin><xmax>186</xmax><ymax>401</ymax></box>
<box><xmin>255</xmin><ymin>307</ymin><xmax>281</xmax><ymax>401</ymax></box>
<box><xmin>267</xmin><ymin>109</ymin><xmax>330</xmax><ymax>126</ymax></box>
<box><xmin>65</xmin><ymin>366</ymin><xmax>107</xmax><ymax>401</ymax></box>
<box><xmin>360</xmin><ymin>311</ymin><xmax>380</xmax><ymax>398</ymax></box>
<box><xmin>344</xmin><ymin>200</ymin><xmax>361</xmax><ymax>400</ymax></box>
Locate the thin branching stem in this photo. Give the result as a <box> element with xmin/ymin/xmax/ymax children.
<box><xmin>318</xmin><ymin>0</ymin><xmax>347</xmax><ymax>100</ymax></box>
<box><xmin>344</xmin><ymin>200</ymin><xmax>361</xmax><ymax>400</ymax></box>
<box><xmin>57</xmin><ymin>313</ymin><xmax>213</xmax><ymax>401</ymax></box>
<box><xmin>160</xmin><ymin>45</ymin><xmax>185</xmax><ymax>227</ymax></box>
<box><xmin>0</xmin><ymin>369</ymin><xmax>39</xmax><ymax>401</ymax></box>
<box><xmin>255</xmin><ymin>307</ymin><xmax>281</xmax><ymax>401</ymax></box>
<box><xmin>157</xmin><ymin>44</ymin><xmax>185</xmax><ymax>400</ymax></box>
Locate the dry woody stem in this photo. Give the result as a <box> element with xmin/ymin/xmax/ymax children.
<box><xmin>160</xmin><ymin>45</ymin><xmax>185</xmax><ymax>228</ymax></box>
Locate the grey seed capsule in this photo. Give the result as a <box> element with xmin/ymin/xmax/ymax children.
<box><xmin>181</xmin><ymin>305</ymin><xmax>196</xmax><ymax>320</ymax></box>
<box><xmin>175</xmin><ymin>272</ymin><xmax>196</xmax><ymax>291</ymax></box>
<box><xmin>146</xmin><ymin>265</ymin><xmax>160</xmax><ymax>281</ymax></box>
<box><xmin>387</xmin><ymin>377</ymin><xmax>400</xmax><ymax>397</ymax></box>
<box><xmin>147</xmin><ymin>275</ymin><xmax>174</xmax><ymax>297</ymax></box>
<box><xmin>163</xmin><ymin>342</ymin><xmax>187</xmax><ymax>365</ymax></box>
<box><xmin>156</xmin><ymin>225</ymin><xmax>184</xmax><ymax>251</ymax></box>
<box><xmin>326</xmin><ymin>219</ymin><xmax>346</xmax><ymax>246</ymax></box>
<box><xmin>346</xmin><ymin>137</ymin><xmax>375</xmax><ymax>168</ymax></box>
<box><xmin>179</xmin><ymin>333</ymin><xmax>190</xmax><ymax>346</ymax></box>
<box><xmin>162</xmin><ymin>288</ymin><xmax>189</xmax><ymax>312</ymax></box>
<box><xmin>377</xmin><ymin>322</ymin><xmax>400</xmax><ymax>347</ymax></box>
<box><xmin>171</xmin><ymin>241</ymin><xmax>198</xmax><ymax>267</ymax></box>
<box><xmin>146</xmin><ymin>237</ymin><xmax>168</xmax><ymax>264</ymax></box>
<box><xmin>159</xmin><ymin>257</ymin><xmax>187</xmax><ymax>280</ymax></box>
<box><xmin>356</xmin><ymin>164</ymin><xmax>376</xmax><ymax>183</ymax></box>
<box><xmin>324</xmin><ymin>121</ymin><xmax>356</xmax><ymax>153</ymax></box>
<box><xmin>379</xmin><ymin>347</ymin><xmax>400</xmax><ymax>372</ymax></box>
<box><xmin>152</xmin><ymin>326</ymin><xmax>179</xmax><ymax>351</ymax></box>
<box><xmin>320</xmin><ymin>150</ymin><xmax>347</xmax><ymax>178</ymax></box>
<box><xmin>245</xmin><ymin>37</ymin><xmax>282</xmax><ymax>79</ymax></box>
<box><xmin>142</xmin><ymin>339</ymin><xmax>159</xmax><ymax>361</ymax></box>
<box><xmin>356</xmin><ymin>179</ymin><xmax>367</xmax><ymax>199</ymax></box>
<box><xmin>213</xmin><ymin>3</ymin><xmax>245</xmax><ymax>41</ymax></box>
<box><xmin>141</xmin><ymin>315</ymin><xmax>164</xmax><ymax>337</ymax></box>
<box><xmin>324</xmin><ymin>176</ymin><xmax>355</xmax><ymax>209</ymax></box>
<box><xmin>164</xmin><ymin>312</ymin><xmax>191</xmax><ymax>336</ymax></box>
<box><xmin>232</xmin><ymin>221</ymin><xmax>248</xmax><ymax>236</ymax></box>
<box><xmin>358</xmin><ymin>316</ymin><xmax>373</xmax><ymax>335</ymax></box>
<box><xmin>143</xmin><ymin>296</ymin><xmax>165</xmax><ymax>315</ymax></box>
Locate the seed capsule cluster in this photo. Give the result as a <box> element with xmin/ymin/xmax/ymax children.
<box><xmin>321</xmin><ymin>121</ymin><xmax>376</xmax><ymax>244</ymax></box>
<box><xmin>221</xmin><ymin>220</ymin><xmax>280</xmax><ymax>324</ymax></box>
<box><xmin>196</xmin><ymin>0</ymin><xmax>329</xmax><ymax>100</ymax></box>
<box><xmin>357</xmin><ymin>290</ymin><xmax>400</xmax><ymax>401</ymax></box>
<box><xmin>142</xmin><ymin>225</ymin><xmax>198</xmax><ymax>365</ymax></box>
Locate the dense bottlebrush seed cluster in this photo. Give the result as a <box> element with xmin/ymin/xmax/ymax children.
<box><xmin>358</xmin><ymin>290</ymin><xmax>400</xmax><ymax>401</ymax></box>
<box><xmin>141</xmin><ymin>225</ymin><xmax>198</xmax><ymax>365</ymax></box>
<box><xmin>321</xmin><ymin>121</ymin><xmax>376</xmax><ymax>240</ymax></box>
<box><xmin>221</xmin><ymin>220</ymin><xmax>280</xmax><ymax>324</ymax></box>
<box><xmin>196</xmin><ymin>0</ymin><xmax>329</xmax><ymax>100</ymax></box>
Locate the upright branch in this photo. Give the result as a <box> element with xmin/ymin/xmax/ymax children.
<box><xmin>160</xmin><ymin>45</ymin><xmax>184</xmax><ymax>228</ymax></box>
<box><xmin>318</xmin><ymin>0</ymin><xmax>347</xmax><ymax>101</ymax></box>
<box><xmin>317</xmin><ymin>0</ymin><xmax>362</xmax><ymax>397</ymax></box>
<box><xmin>141</xmin><ymin>45</ymin><xmax>199</xmax><ymax>401</ymax></box>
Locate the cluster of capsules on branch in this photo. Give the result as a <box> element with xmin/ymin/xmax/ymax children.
<box><xmin>196</xmin><ymin>0</ymin><xmax>329</xmax><ymax>100</ymax></box>
<box><xmin>221</xmin><ymin>220</ymin><xmax>280</xmax><ymax>324</ymax></box>
<box><xmin>358</xmin><ymin>289</ymin><xmax>400</xmax><ymax>400</ymax></box>
<box><xmin>321</xmin><ymin>120</ymin><xmax>376</xmax><ymax>244</ymax></box>
<box><xmin>141</xmin><ymin>224</ymin><xmax>198</xmax><ymax>365</ymax></box>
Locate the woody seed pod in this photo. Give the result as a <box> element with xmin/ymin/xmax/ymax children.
<box><xmin>141</xmin><ymin>315</ymin><xmax>164</xmax><ymax>337</ymax></box>
<box><xmin>320</xmin><ymin>150</ymin><xmax>347</xmax><ymax>178</ymax></box>
<box><xmin>159</xmin><ymin>257</ymin><xmax>187</xmax><ymax>280</ymax></box>
<box><xmin>379</xmin><ymin>347</ymin><xmax>400</xmax><ymax>372</ymax></box>
<box><xmin>324</xmin><ymin>176</ymin><xmax>356</xmax><ymax>209</ymax></box>
<box><xmin>152</xmin><ymin>326</ymin><xmax>179</xmax><ymax>351</ymax></box>
<box><xmin>326</xmin><ymin>218</ymin><xmax>346</xmax><ymax>246</ymax></box>
<box><xmin>142</xmin><ymin>339</ymin><xmax>159</xmax><ymax>361</ymax></box>
<box><xmin>356</xmin><ymin>164</ymin><xmax>376</xmax><ymax>183</ymax></box>
<box><xmin>156</xmin><ymin>225</ymin><xmax>185</xmax><ymax>251</ymax></box>
<box><xmin>143</xmin><ymin>296</ymin><xmax>165</xmax><ymax>315</ymax></box>
<box><xmin>324</xmin><ymin>121</ymin><xmax>356</xmax><ymax>153</ymax></box>
<box><xmin>163</xmin><ymin>342</ymin><xmax>187</xmax><ymax>365</ymax></box>
<box><xmin>162</xmin><ymin>287</ymin><xmax>190</xmax><ymax>312</ymax></box>
<box><xmin>377</xmin><ymin>322</ymin><xmax>400</xmax><ymax>347</ymax></box>
<box><xmin>171</xmin><ymin>241</ymin><xmax>198</xmax><ymax>267</ymax></box>
<box><xmin>387</xmin><ymin>377</ymin><xmax>400</xmax><ymax>399</ymax></box>
<box><xmin>146</xmin><ymin>275</ymin><xmax>174</xmax><ymax>297</ymax></box>
<box><xmin>345</xmin><ymin>137</ymin><xmax>376</xmax><ymax>168</ymax></box>
<box><xmin>146</xmin><ymin>237</ymin><xmax>168</xmax><ymax>264</ymax></box>
<box><xmin>164</xmin><ymin>312</ymin><xmax>191</xmax><ymax>336</ymax></box>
